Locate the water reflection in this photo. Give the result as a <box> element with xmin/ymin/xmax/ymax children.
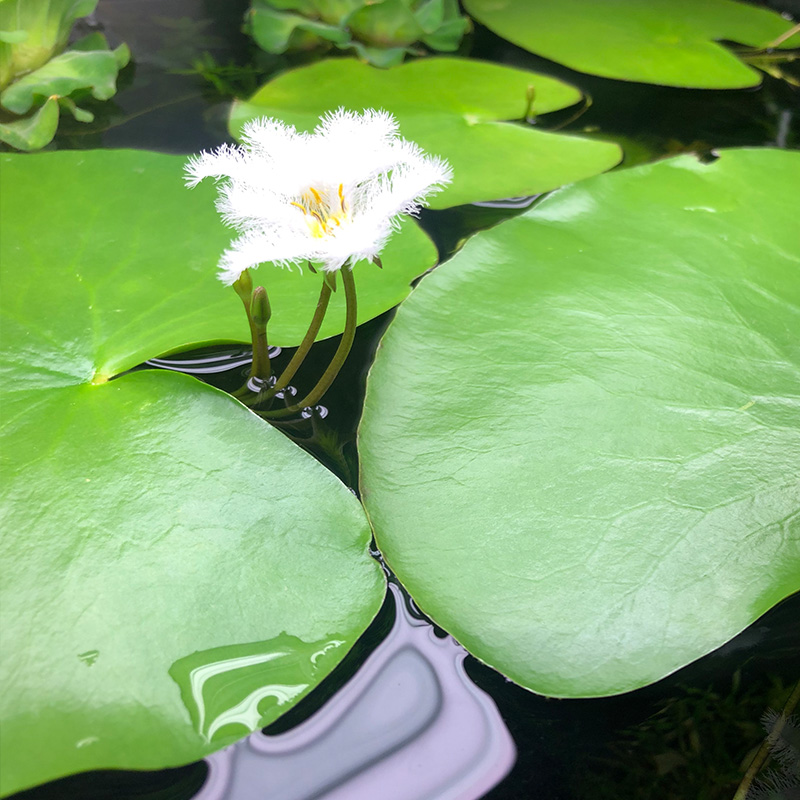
<box><xmin>193</xmin><ymin>584</ymin><xmax>516</xmax><ymax>800</ymax></box>
<box><xmin>146</xmin><ymin>347</ymin><xmax>281</xmax><ymax>376</ymax></box>
<box><xmin>472</xmin><ymin>195</ymin><xmax>539</xmax><ymax>209</ymax></box>
<box><xmin>170</xmin><ymin>636</ymin><xmax>345</xmax><ymax>744</ymax></box>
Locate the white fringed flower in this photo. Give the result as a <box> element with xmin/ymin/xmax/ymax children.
<box><xmin>185</xmin><ymin>108</ymin><xmax>452</xmax><ymax>284</ymax></box>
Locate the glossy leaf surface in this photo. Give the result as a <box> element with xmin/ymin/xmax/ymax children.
<box><xmin>462</xmin><ymin>0</ymin><xmax>800</xmax><ymax>88</ymax></box>
<box><xmin>0</xmin><ymin>154</ymin><xmax>386</xmax><ymax>795</ymax></box>
<box><xmin>229</xmin><ymin>57</ymin><xmax>622</xmax><ymax>208</ymax></box>
<box><xmin>359</xmin><ymin>148</ymin><xmax>800</xmax><ymax>697</ymax></box>
<box><xmin>1</xmin><ymin>150</ymin><xmax>437</xmax><ymax>359</ymax></box>
<box><xmin>0</xmin><ymin>373</ymin><xmax>384</xmax><ymax>797</ymax></box>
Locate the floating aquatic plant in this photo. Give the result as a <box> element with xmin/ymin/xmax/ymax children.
<box><xmin>245</xmin><ymin>0</ymin><xmax>471</xmax><ymax>68</ymax></box>
<box><xmin>185</xmin><ymin>108</ymin><xmax>450</xmax><ymax>416</ymax></box>
<box><xmin>0</xmin><ymin>0</ymin><xmax>129</xmax><ymax>150</ymax></box>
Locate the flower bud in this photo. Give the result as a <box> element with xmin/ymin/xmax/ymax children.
<box><xmin>233</xmin><ymin>268</ymin><xmax>253</xmax><ymax>304</ymax></box>
<box><xmin>251</xmin><ymin>286</ymin><xmax>271</xmax><ymax>328</ymax></box>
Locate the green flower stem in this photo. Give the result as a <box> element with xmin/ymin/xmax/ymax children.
<box><xmin>263</xmin><ymin>278</ymin><xmax>333</xmax><ymax>400</ymax></box>
<box><xmin>231</xmin><ymin>271</ymin><xmax>258</xmax><ymax>398</ymax></box>
<box><xmin>250</xmin><ymin>285</ymin><xmax>272</xmax><ymax>382</ymax></box>
<box><xmin>232</xmin><ymin>269</ymin><xmax>260</xmax><ymax>371</ymax></box>
<box><xmin>266</xmin><ymin>266</ymin><xmax>357</xmax><ymax>419</ymax></box>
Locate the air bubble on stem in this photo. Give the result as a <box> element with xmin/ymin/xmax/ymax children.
<box><xmin>247</xmin><ymin>375</ymin><xmax>276</xmax><ymax>393</ymax></box>
<box><xmin>275</xmin><ymin>385</ymin><xmax>298</xmax><ymax>401</ymax></box>
<box><xmin>301</xmin><ymin>404</ymin><xmax>328</xmax><ymax>419</ymax></box>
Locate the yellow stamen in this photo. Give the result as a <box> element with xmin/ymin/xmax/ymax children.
<box><xmin>291</xmin><ymin>184</ymin><xmax>349</xmax><ymax>239</ymax></box>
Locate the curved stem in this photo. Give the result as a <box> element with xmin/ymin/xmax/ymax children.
<box><xmin>251</xmin><ymin>326</ymin><xmax>271</xmax><ymax>382</ymax></box>
<box><xmin>266</xmin><ymin>266</ymin><xmax>357</xmax><ymax>419</ymax></box>
<box><xmin>231</xmin><ymin>270</ymin><xmax>261</xmax><ymax>397</ymax></box>
<box><xmin>763</xmin><ymin>22</ymin><xmax>800</xmax><ymax>50</ymax></box>
<box><xmin>263</xmin><ymin>279</ymin><xmax>332</xmax><ymax>400</ymax></box>
<box><xmin>733</xmin><ymin>678</ymin><xmax>800</xmax><ymax>800</ymax></box>
<box><xmin>232</xmin><ymin>271</ymin><xmax>257</xmax><ymax>348</ymax></box>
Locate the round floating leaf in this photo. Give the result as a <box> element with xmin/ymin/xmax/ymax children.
<box><xmin>0</xmin><ymin>150</ymin><xmax>437</xmax><ymax>361</ymax></box>
<box><xmin>229</xmin><ymin>57</ymin><xmax>622</xmax><ymax>208</ymax></box>
<box><xmin>462</xmin><ymin>0</ymin><xmax>800</xmax><ymax>89</ymax></box>
<box><xmin>0</xmin><ymin>156</ymin><xmax>387</xmax><ymax>792</ymax></box>
<box><xmin>0</xmin><ymin>371</ymin><xmax>385</xmax><ymax>796</ymax></box>
<box><xmin>359</xmin><ymin>148</ymin><xmax>800</xmax><ymax>698</ymax></box>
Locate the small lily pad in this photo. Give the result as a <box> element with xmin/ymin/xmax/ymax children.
<box><xmin>462</xmin><ymin>0</ymin><xmax>800</xmax><ymax>88</ymax></box>
<box><xmin>359</xmin><ymin>148</ymin><xmax>800</xmax><ymax>698</ymax></box>
<box><xmin>230</xmin><ymin>57</ymin><xmax>623</xmax><ymax>208</ymax></box>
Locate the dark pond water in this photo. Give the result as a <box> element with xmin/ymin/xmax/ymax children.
<box><xmin>11</xmin><ymin>1</ymin><xmax>800</xmax><ymax>798</ymax></box>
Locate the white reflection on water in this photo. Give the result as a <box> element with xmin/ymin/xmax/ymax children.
<box><xmin>193</xmin><ymin>583</ymin><xmax>516</xmax><ymax>800</ymax></box>
<box><xmin>188</xmin><ymin>652</ymin><xmax>308</xmax><ymax>742</ymax></box>
<box><xmin>472</xmin><ymin>196</ymin><xmax>539</xmax><ymax>209</ymax></box>
<box><xmin>146</xmin><ymin>347</ymin><xmax>281</xmax><ymax>375</ymax></box>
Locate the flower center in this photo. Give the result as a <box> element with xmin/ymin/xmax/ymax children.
<box><xmin>291</xmin><ymin>184</ymin><xmax>348</xmax><ymax>238</ymax></box>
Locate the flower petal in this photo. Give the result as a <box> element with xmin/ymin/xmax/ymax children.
<box><xmin>185</xmin><ymin>109</ymin><xmax>452</xmax><ymax>283</ymax></box>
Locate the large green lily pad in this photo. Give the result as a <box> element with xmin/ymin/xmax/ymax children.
<box><xmin>229</xmin><ymin>57</ymin><xmax>623</xmax><ymax>208</ymax></box>
<box><xmin>1</xmin><ymin>150</ymin><xmax>437</xmax><ymax>361</ymax></box>
<box><xmin>359</xmin><ymin>148</ymin><xmax>800</xmax><ymax>698</ymax></box>
<box><xmin>0</xmin><ymin>155</ymin><xmax>386</xmax><ymax>795</ymax></box>
<box><xmin>463</xmin><ymin>0</ymin><xmax>800</xmax><ymax>89</ymax></box>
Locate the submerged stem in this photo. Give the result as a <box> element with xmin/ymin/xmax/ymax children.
<box><xmin>263</xmin><ymin>278</ymin><xmax>332</xmax><ymax>400</ymax></box>
<box><xmin>266</xmin><ymin>266</ymin><xmax>357</xmax><ymax>418</ymax></box>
